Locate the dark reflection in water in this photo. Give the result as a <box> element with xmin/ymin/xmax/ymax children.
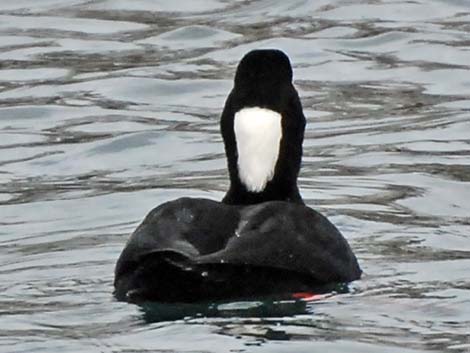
<box><xmin>1</xmin><ymin>0</ymin><xmax>470</xmax><ymax>352</ymax></box>
<box><xmin>139</xmin><ymin>284</ymin><xmax>349</xmax><ymax>322</ymax></box>
<box><xmin>140</xmin><ymin>298</ymin><xmax>310</xmax><ymax>323</ymax></box>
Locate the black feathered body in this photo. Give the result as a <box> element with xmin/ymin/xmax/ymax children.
<box><xmin>114</xmin><ymin>198</ymin><xmax>361</xmax><ymax>302</ymax></box>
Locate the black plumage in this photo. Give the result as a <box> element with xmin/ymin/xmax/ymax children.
<box><xmin>114</xmin><ymin>49</ymin><xmax>361</xmax><ymax>303</ymax></box>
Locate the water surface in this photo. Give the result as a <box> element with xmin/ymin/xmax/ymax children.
<box><xmin>1</xmin><ymin>1</ymin><xmax>470</xmax><ymax>352</ymax></box>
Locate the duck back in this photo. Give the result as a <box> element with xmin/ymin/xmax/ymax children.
<box><xmin>114</xmin><ymin>197</ymin><xmax>361</xmax><ymax>302</ymax></box>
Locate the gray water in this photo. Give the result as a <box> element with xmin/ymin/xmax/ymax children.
<box><xmin>1</xmin><ymin>0</ymin><xmax>470</xmax><ymax>352</ymax></box>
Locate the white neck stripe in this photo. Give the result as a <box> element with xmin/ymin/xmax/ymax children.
<box><xmin>234</xmin><ymin>107</ymin><xmax>282</xmax><ymax>192</ymax></box>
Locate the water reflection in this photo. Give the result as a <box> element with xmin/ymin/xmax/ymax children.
<box><xmin>140</xmin><ymin>298</ymin><xmax>310</xmax><ymax>323</ymax></box>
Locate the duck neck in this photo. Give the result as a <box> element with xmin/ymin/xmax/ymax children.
<box><xmin>222</xmin><ymin>177</ymin><xmax>303</xmax><ymax>205</ymax></box>
<box><xmin>221</xmin><ymin>92</ymin><xmax>305</xmax><ymax>205</ymax></box>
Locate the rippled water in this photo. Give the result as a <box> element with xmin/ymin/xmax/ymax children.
<box><xmin>1</xmin><ymin>0</ymin><xmax>470</xmax><ymax>352</ymax></box>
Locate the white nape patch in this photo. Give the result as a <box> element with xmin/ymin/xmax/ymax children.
<box><xmin>234</xmin><ymin>107</ymin><xmax>282</xmax><ymax>192</ymax></box>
